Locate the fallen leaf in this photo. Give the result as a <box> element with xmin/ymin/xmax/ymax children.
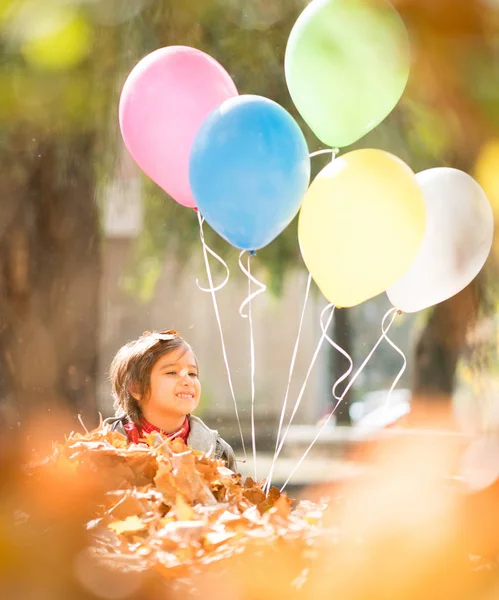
<box><xmin>108</xmin><ymin>516</ymin><xmax>148</xmax><ymax>535</ymax></box>
<box><xmin>175</xmin><ymin>494</ymin><xmax>194</xmax><ymax>521</ymax></box>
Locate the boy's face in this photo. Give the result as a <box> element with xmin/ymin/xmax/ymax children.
<box><xmin>144</xmin><ymin>345</ymin><xmax>201</xmax><ymax>420</ymax></box>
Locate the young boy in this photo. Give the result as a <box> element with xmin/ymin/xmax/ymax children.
<box><xmin>104</xmin><ymin>329</ymin><xmax>237</xmax><ymax>472</ymax></box>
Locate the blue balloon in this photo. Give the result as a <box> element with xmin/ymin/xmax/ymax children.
<box><xmin>189</xmin><ymin>95</ymin><xmax>311</xmax><ymax>250</ymax></box>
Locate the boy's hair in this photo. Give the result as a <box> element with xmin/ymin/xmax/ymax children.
<box><xmin>110</xmin><ymin>330</ymin><xmax>195</xmax><ymax>424</ymax></box>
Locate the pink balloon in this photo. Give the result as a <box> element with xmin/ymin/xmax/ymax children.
<box><xmin>119</xmin><ymin>46</ymin><xmax>238</xmax><ymax>208</ymax></box>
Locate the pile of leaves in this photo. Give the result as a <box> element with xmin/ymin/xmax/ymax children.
<box><xmin>17</xmin><ymin>423</ymin><xmax>499</xmax><ymax>600</ymax></box>
<box><xmin>30</xmin><ymin>424</ymin><xmax>325</xmax><ymax>582</ymax></box>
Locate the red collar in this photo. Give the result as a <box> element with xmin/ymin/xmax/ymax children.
<box><xmin>123</xmin><ymin>416</ymin><xmax>190</xmax><ymax>445</ymax></box>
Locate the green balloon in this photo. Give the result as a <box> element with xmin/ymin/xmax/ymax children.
<box><xmin>285</xmin><ymin>0</ymin><xmax>410</xmax><ymax>148</ymax></box>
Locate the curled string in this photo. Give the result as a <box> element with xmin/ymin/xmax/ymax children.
<box><xmin>238</xmin><ymin>251</ymin><xmax>266</xmax><ymax>318</ymax></box>
<box><xmin>318</xmin><ymin>310</ymin><xmax>354</xmax><ymax>402</ymax></box>
<box><xmin>263</xmin><ymin>303</ymin><xmax>335</xmax><ymax>492</ymax></box>
<box><xmin>264</xmin><ymin>273</ymin><xmax>312</xmax><ymax>493</ymax></box>
<box><xmin>195</xmin><ymin>223</ymin><xmax>230</xmax><ymax>292</ymax></box>
<box><xmin>382</xmin><ymin>310</ymin><xmax>407</xmax><ymax>408</ymax></box>
<box><xmin>280</xmin><ymin>307</ymin><xmax>399</xmax><ymax>491</ymax></box>
<box><xmin>196</xmin><ymin>211</ymin><xmax>247</xmax><ymax>461</ymax></box>
<box><xmin>309</xmin><ymin>148</ymin><xmax>339</xmax><ymax>161</ymax></box>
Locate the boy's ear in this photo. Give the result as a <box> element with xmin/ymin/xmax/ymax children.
<box><xmin>128</xmin><ymin>381</ymin><xmax>142</xmax><ymax>401</ymax></box>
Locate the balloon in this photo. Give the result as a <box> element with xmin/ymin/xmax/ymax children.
<box><xmin>189</xmin><ymin>95</ymin><xmax>311</xmax><ymax>250</ymax></box>
<box><xmin>285</xmin><ymin>0</ymin><xmax>410</xmax><ymax>148</ymax></box>
<box><xmin>119</xmin><ymin>46</ymin><xmax>238</xmax><ymax>208</ymax></box>
<box><xmin>298</xmin><ymin>149</ymin><xmax>425</xmax><ymax>307</ymax></box>
<box><xmin>387</xmin><ymin>168</ymin><xmax>493</xmax><ymax>313</ymax></box>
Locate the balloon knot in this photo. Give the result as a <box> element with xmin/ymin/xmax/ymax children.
<box><xmin>397</xmin><ymin>310</ymin><xmax>403</xmax><ymax>315</ymax></box>
<box><xmin>249</xmin><ymin>250</ymin><xmax>256</xmax><ymax>256</ymax></box>
<box><xmin>193</xmin><ymin>207</ymin><xmax>199</xmax><ymax>213</ymax></box>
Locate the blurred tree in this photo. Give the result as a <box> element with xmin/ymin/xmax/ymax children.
<box><xmin>0</xmin><ymin>2</ymin><xmax>108</xmax><ymax>429</ymax></box>
<box><xmin>392</xmin><ymin>0</ymin><xmax>499</xmax><ymax>423</ymax></box>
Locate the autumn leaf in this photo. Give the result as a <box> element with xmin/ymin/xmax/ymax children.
<box><xmin>175</xmin><ymin>494</ymin><xmax>194</xmax><ymax>521</ymax></box>
<box><xmin>202</xmin><ymin>530</ymin><xmax>237</xmax><ymax>549</ymax></box>
<box><xmin>195</xmin><ymin>458</ymin><xmax>222</xmax><ymax>483</ymax></box>
<box><xmin>108</xmin><ymin>515</ymin><xmax>148</xmax><ymax>535</ymax></box>
<box><xmin>243</xmin><ymin>486</ymin><xmax>266</xmax><ymax>508</ymax></box>
<box><xmin>170</xmin><ymin>452</ymin><xmax>216</xmax><ymax>506</ymax></box>
<box><xmin>269</xmin><ymin>495</ymin><xmax>291</xmax><ymax>520</ymax></box>
<box><xmin>154</xmin><ymin>460</ymin><xmax>180</xmax><ymax>505</ymax></box>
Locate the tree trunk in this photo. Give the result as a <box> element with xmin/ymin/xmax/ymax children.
<box><xmin>0</xmin><ymin>132</ymin><xmax>101</xmax><ymax>437</ymax></box>
<box><xmin>410</xmin><ymin>283</ymin><xmax>479</xmax><ymax>427</ymax></box>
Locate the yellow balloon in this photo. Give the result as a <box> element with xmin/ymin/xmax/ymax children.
<box><xmin>298</xmin><ymin>149</ymin><xmax>426</xmax><ymax>307</ymax></box>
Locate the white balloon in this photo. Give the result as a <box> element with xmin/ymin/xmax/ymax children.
<box><xmin>387</xmin><ymin>167</ymin><xmax>493</xmax><ymax>313</ymax></box>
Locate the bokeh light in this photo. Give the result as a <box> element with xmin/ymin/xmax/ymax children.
<box><xmin>3</xmin><ymin>1</ymin><xmax>92</xmax><ymax>71</ymax></box>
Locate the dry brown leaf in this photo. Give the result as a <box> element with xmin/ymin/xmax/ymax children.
<box><xmin>196</xmin><ymin>459</ymin><xmax>222</xmax><ymax>483</ymax></box>
<box><xmin>171</xmin><ymin>452</ymin><xmax>216</xmax><ymax>506</ymax></box>
<box><xmin>244</xmin><ymin>477</ymin><xmax>257</xmax><ymax>489</ymax></box>
<box><xmin>267</xmin><ymin>486</ymin><xmax>282</xmax><ymax>506</ymax></box>
<box><xmin>243</xmin><ymin>486</ymin><xmax>266</xmax><ymax>507</ymax></box>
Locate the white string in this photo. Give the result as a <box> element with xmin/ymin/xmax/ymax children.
<box><xmin>280</xmin><ymin>307</ymin><xmax>399</xmax><ymax>491</ymax></box>
<box><xmin>263</xmin><ymin>303</ymin><xmax>335</xmax><ymax>492</ymax></box>
<box><xmin>264</xmin><ymin>273</ymin><xmax>312</xmax><ymax>493</ymax></box>
<box><xmin>238</xmin><ymin>251</ymin><xmax>266</xmax><ymax>318</ymax></box>
<box><xmin>195</xmin><ymin>243</ymin><xmax>230</xmax><ymax>292</ymax></box>
<box><xmin>238</xmin><ymin>251</ymin><xmax>266</xmax><ymax>480</ymax></box>
<box><xmin>248</xmin><ymin>254</ymin><xmax>257</xmax><ymax>480</ymax></box>
<box><xmin>318</xmin><ymin>310</ymin><xmax>354</xmax><ymax>402</ymax></box>
<box><xmin>196</xmin><ymin>211</ymin><xmax>246</xmax><ymax>461</ymax></box>
<box><xmin>383</xmin><ymin>310</ymin><xmax>407</xmax><ymax>409</ymax></box>
<box><xmin>309</xmin><ymin>148</ymin><xmax>339</xmax><ymax>160</ymax></box>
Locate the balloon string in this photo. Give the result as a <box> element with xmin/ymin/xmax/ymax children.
<box><xmin>382</xmin><ymin>310</ymin><xmax>406</xmax><ymax>409</ymax></box>
<box><xmin>309</xmin><ymin>148</ymin><xmax>339</xmax><ymax>161</ymax></box>
<box><xmin>238</xmin><ymin>251</ymin><xmax>267</xmax><ymax>318</ymax></box>
<box><xmin>195</xmin><ymin>240</ymin><xmax>230</xmax><ymax>293</ymax></box>
<box><xmin>280</xmin><ymin>307</ymin><xmax>399</xmax><ymax>492</ymax></box>
<box><xmin>239</xmin><ymin>251</ymin><xmax>265</xmax><ymax>480</ymax></box>
<box><xmin>263</xmin><ymin>303</ymin><xmax>335</xmax><ymax>492</ymax></box>
<box><xmin>318</xmin><ymin>309</ymin><xmax>354</xmax><ymax>402</ymax></box>
<box><xmin>196</xmin><ymin>212</ymin><xmax>247</xmax><ymax>462</ymax></box>
<box><xmin>264</xmin><ymin>273</ymin><xmax>312</xmax><ymax>493</ymax></box>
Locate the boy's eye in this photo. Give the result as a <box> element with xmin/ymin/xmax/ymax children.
<box><xmin>166</xmin><ymin>371</ymin><xmax>176</xmax><ymax>375</ymax></box>
<box><xmin>189</xmin><ymin>372</ymin><xmax>198</xmax><ymax>378</ymax></box>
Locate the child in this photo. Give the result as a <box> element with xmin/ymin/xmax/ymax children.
<box><xmin>104</xmin><ymin>329</ymin><xmax>237</xmax><ymax>472</ymax></box>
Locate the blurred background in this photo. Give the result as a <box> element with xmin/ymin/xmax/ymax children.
<box><xmin>1</xmin><ymin>0</ymin><xmax>499</xmax><ymax>492</ymax></box>
<box><xmin>4</xmin><ymin>2</ymin><xmax>499</xmax><ymax>600</ymax></box>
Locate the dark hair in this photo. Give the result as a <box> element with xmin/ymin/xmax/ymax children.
<box><xmin>110</xmin><ymin>330</ymin><xmax>196</xmax><ymax>425</ymax></box>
